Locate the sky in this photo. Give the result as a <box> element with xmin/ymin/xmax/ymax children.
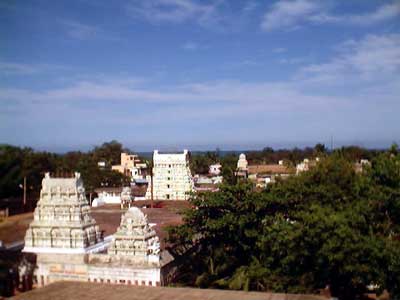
<box><xmin>0</xmin><ymin>0</ymin><xmax>399</xmax><ymax>152</ymax></box>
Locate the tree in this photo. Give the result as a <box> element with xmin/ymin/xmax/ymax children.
<box><xmin>314</xmin><ymin>143</ymin><xmax>326</xmax><ymax>154</ymax></box>
<box><xmin>92</xmin><ymin>140</ymin><xmax>127</xmax><ymax>166</ymax></box>
<box><xmin>168</xmin><ymin>153</ymin><xmax>400</xmax><ymax>299</ymax></box>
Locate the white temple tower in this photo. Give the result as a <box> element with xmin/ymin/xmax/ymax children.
<box><xmin>24</xmin><ymin>172</ymin><xmax>103</xmax><ymax>253</ymax></box>
<box><xmin>237</xmin><ymin>153</ymin><xmax>248</xmax><ymax>170</ymax></box>
<box><xmin>146</xmin><ymin>150</ymin><xmax>194</xmax><ymax>200</ymax></box>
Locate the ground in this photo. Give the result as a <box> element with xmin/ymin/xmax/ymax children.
<box><xmin>11</xmin><ymin>281</ymin><xmax>326</xmax><ymax>300</ymax></box>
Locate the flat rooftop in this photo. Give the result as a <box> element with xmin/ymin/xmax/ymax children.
<box><xmin>11</xmin><ymin>281</ymin><xmax>325</xmax><ymax>300</ymax></box>
<box><xmin>0</xmin><ymin>201</ymin><xmax>189</xmax><ymax>248</ymax></box>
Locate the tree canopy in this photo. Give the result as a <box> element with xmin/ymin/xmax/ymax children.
<box><xmin>168</xmin><ymin>149</ymin><xmax>400</xmax><ymax>300</ymax></box>
<box><xmin>0</xmin><ymin>141</ymin><xmax>131</xmax><ymax>203</ymax></box>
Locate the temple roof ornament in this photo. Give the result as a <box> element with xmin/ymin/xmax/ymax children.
<box><xmin>23</xmin><ymin>173</ymin><xmax>103</xmax><ymax>253</ymax></box>
<box><xmin>108</xmin><ymin>207</ymin><xmax>160</xmax><ymax>264</ymax></box>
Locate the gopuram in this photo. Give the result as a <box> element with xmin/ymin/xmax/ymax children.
<box><xmin>146</xmin><ymin>149</ymin><xmax>194</xmax><ymax>200</ymax></box>
<box><xmin>24</xmin><ymin>172</ymin><xmax>103</xmax><ymax>252</ymax></box>
<box><xmin>23</xmin><ymin>173</ymin><xmax>176</xmax><ymax>288</ymax></box>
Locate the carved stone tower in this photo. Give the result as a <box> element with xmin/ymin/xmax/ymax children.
<box><xmin>108</xmin><ymin>207</ymin><xmax>160</xmax><ymax>264</ymax></box>
<box><xmin>24</xmin><ymin>172</ymin><xmax>103</xmax><ymax>252</ymax></box>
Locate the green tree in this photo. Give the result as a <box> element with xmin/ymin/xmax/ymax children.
<box><xmin>168</xmin><ymin>153</ymin><xmax>400</xmax><ymax>300</ymax></box>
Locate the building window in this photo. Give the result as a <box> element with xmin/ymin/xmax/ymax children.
<box><xmin>167</xmin><ymin>184</ymin><xmax>170</xmax><ymax>188</ymax></box>
<box><xmin>169</xmin><ymin>164</ymin><xmax>171</xmax><ymax>168</ymax></box>
<box><xmin>166</xmin><ymin>194</ymin><xmax>170</xmax><ymax>200</ymax></box>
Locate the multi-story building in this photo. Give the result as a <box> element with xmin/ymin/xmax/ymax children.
<box><xmin>146</xmin><ymin>150</ymin><xmax>194</xmax><ymax>201</ymax></box>
<box><xmin>112</xmin><ymin>153</ymin><xmax>148</xmax><ymax>181</ymax></box>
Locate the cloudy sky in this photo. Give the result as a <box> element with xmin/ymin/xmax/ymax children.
<box><xmin>1</xmin><ymin>0</ymin><xmax>399</xmax><ymax>151</ymax></box>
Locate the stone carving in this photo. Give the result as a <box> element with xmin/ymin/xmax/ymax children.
<box><xmin>120</xmin><ymin>187</ymin><xmax>133</xmax><ymax>209</ymax></box>
<box><xmin>24</xmin><ymin>173</ymin><xmax>103</xmax><ymax>250</ymax></box>
<box><xmin>108</xmin><ymin>207</ymin><xmax>160</xmax><ymax>262</ymax></box>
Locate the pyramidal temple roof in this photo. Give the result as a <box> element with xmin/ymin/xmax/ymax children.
<box><xmin>23</xmin><ymin>172</ymin><xmax>104</xmax><ymax>254</ymax></box>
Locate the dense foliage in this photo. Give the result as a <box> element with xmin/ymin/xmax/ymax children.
<box><xmin>0</xmin><ymin>141</ymin><xmax>130</xmax><ymax>202</ymax></box>
<box><xmin>168</xmin><ymin>147</ymin><xmax>400</xmax><ymax>300</ymax></box>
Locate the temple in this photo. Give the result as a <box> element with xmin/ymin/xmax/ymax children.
<box><xmin>146</xmin><ymin>150</ymin><xmax>194</xmax><ymax>200</ymax></box>
<box><xmin>22</xmin><ymin>173</ymin><xmax>177</xmax><ymax>288</ymax></box>
<box><xmin>107</xmin><ymin>207</ymin><xmax>160</xmax><ymax>263</ymax></box>
<box><xmin>24</xmin><ymin>172</ymin><xmax>103</xmax><ymax>253</ymax></box>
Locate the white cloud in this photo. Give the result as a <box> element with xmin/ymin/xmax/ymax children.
<box><xmin>0</xmin><ymin>62</ymin><xmax>68</xmax><ymax>76</ymax></box>
<box><xmin>299</xmin><ymin>34</ymin><xmax>400</xmax><ymax>83</ymax></box>
<box><xmin>126</xmin><ymin>0</ymin><xmax>221</xmax><ymax>27</ymax></box>
<box><xmin>279</xmin><ymin>57</ymin><xmax>307</xmax><ymax>65</ymax></box>
<box><xmin>0</xmin><ymin>76</ymin><xmax>339</xmax><ymax>113</ymax></box>
<box><xmin>261</xmin><ymin>0</ymin><xmax>321</xmax><ymax>31</ymax></box>
<box><xmin>273</xmin><ymin>47</ymin><xmax>287</xmax><ymax>53</ymax></box>
<box><xmin>0</xmin><ymin>62</ymin><xmax>38</xmax><ymax>75</ymax></box>
<box><xmin>346</xmin><ymin>2</ymin><xmax>400</xmax><ymax>26</ymax></box>
<box><xmin>2</xmin><ymin>34</ymin><xmax>399</xmax><ymax>113</ymax></box>
<box><xmin>262</xmin><ymin>1</ymin><xmax>400</xmax><ymax>31</ymax></box>
<box><xmin>61</xmin><ymin>20</ymin><xmax>98</xmax><ymax>40</ymax></box>
<box><xmin>181</xmin><ymin>41</ymin><xmax>209</xmax><ymax>51</ymax></box>
<box><xmin>243</xmin><ymin>1</ymin><xmax>259</xmax><ymax>13</ymax></box>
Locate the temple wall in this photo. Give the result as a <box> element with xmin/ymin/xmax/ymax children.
<box><xmin>87</xmin><ymin>265</ymin><xmax>161</xmax><ymax>286</ymax></box>
<box><xmin>34</xmin><ymin>253</ymin><xmax>166</xmax><ymax>287</ymax></box>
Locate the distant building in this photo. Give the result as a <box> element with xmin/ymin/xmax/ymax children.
<box><xmin>296</xmin><ymin>158</ymin><xmax>319</xmax><ymax>174</ymax></box>
<box><xmin>235</xmin><ymin>153</ymin><xmax>249</xmax><ymax>178</ymax></box>
<box><xmin>193</xmin><ymin>174</ymin><xmax>222</xmax><ymax>192</ymax></box>
<box><xmin>354</xmin><ymin>159</ymin><xmax>371</xmax><ymax>173</ymax></box>
<box><xmin>209</xmin><ymin>163</ymin><xmax>222</xmax><ymax>175</ymax></box>
<box><xmin>112</xmin><ymin>153</ymin><xmax>148</xmax><ymax>181</ymax></box>
<box><xmin>146</xmin><ymin>150</ymin><xmax>194</xmax><ymax>200</ymax></box>
<box><xmin>237</xmin><ymin>153</ymin><xmax>248</xmax><ymax>170</ymax></box>
<box><xmin>93</xmin><ymin>187</ymin><xmax>123</xmax><ymax>205</ymax></box>
<box><xmin>248</xmin><ymin>164</ymin><xmax>294</xmax><ymax>188</ymax></box>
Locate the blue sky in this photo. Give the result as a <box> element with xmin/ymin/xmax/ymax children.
<box><xmin>1</xmin><ymin>0</ymin><xmax>399</xmax><ymax>151</ymax></box>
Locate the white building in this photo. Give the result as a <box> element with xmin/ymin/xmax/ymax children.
<box><xmin>93</xmin><ymin>187</ymin><xmax>122</xmax><ymax>205</ymax></box>
<box><xmin>146</xmin><ymin>150</ymin><xmax>194</xmax><ymax>201</ymax></box>
<box><xmin>296</xmin><ymin>158</ymin><xmax>319</xmax><ymax>174</ymax></box>
<box><xmin>112</xmin><ymin>153</ymin><xmax>148</xmax><ymax>181</ymax></box>
<box><xmin>209</xmin><ymin>163</ymin><xmax>222</xmax><ymax>175</ymax></box>
<box><xmin>237</xmin><ymin>153</ymin><xmax>248</xmax><ymax>170</ymax></box>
